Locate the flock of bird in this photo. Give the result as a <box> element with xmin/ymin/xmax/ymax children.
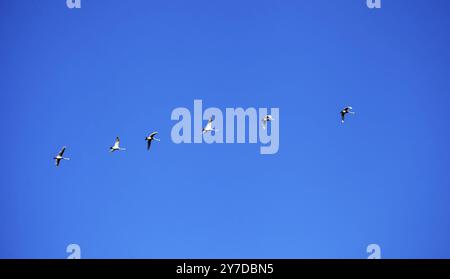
<box><xmin>53</xmin><ymin>131</ymin><xmax>160</xmax><ymax>167</ymax></box>
<box><xmin>53</xmin><ymin>107</ymin><xmax>355</xmax><ymax>167</ymax></box>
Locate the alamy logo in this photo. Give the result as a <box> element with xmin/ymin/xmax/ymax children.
<box><xmin>367</xmin><ymin>0</ymin><xmax>381</xmax><ymax>9</ymax></box>
<box><xmin>66</xmin><ymin>244</ymin><xmax>81</xmax><ymax>259</ymax></box>
<box><xmin>171</xmin><ymin>100</ymin><xmax>279</xmax><ymax>155</ymax></box>
<box><xmin>367</xmin><ymin>244</ymin><xmax>382</xmax><ymax>259</ymax></box>
<box><xmin>67</xmin><ymin>0</ymin><xmax>81</xmax><ymax>9</ymax></box>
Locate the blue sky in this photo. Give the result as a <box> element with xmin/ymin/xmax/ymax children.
<box><xmin>1</xmin><ymin>0</ymin><xmax>450</xmax><ymax>259</ymax></box>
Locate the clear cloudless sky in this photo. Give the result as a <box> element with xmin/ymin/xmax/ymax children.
<box><xmin>1</xmin><ymin>0</ymin><xmax>450</xmax><ymax>259</ymax></box>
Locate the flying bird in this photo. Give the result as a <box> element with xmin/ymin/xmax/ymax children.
<box><xmin>262</xmin><ymin>114</ymin><xmax>274</xmax><ymax>130</ymax></box>
<box><xmin>54</xmin><ymin>146</ymin><xmax>70</xmax><ymax>167</ymax></box>
<box><xmin>145</xmin><ymin>131</ymin><xmax>160</xmax><ymax>150</ymax></box>
<box><xmin>340</xmin><ymin>106</ymin><xmax>355</xmax><ymax>123</ymax></box>
<box><xmin>202</xmin><ymin>117</ymin><xmax>218</xmax><ymax>134</ymax></box>
<box><xmin>110</xmin><ymin>137</ymin><xmax>126</xmax><ymax>152</ymax></box>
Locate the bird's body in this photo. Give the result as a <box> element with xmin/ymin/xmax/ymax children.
<box><xmin>54</xmin><ymin>146</ymin><xmax>70</xmax><ymax>167</ymax></box>
<box><xmin>110</xmin><ymin>137</ymin><xmax>126</xmax><ymax>152</ymax></box>
<box><xmin>340</xmin><ymin>106</ymin><xmax>355</xmax><ymax>123</ymax></box>
<box><xmin>145</xmin><ymin>131</ymin><xmax>160</xmax><ymax>150</ymax></box>
<box><xmin>202</xmin><ymin>117</ymin><xmax>217</xmax><ymax>134</ymax></box>
<box><xmin>262</xmin><ymin>114</ymin><xmax>274</xmax><ymax>130</ymax></box>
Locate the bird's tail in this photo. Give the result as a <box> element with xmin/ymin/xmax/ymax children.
<box><xmin>154</xmin><ymin>138</ymin><xmax>160</xmax><ymax>141</ymax></box>
<box><xmin>64</xmin><ymin>158</ymin><xmax>70</xmax><ymax>161</ymax></box>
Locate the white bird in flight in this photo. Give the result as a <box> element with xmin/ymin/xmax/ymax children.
<box><xmin>110</xmin><ymin>137</ymin><xmax>126</xmax><ymax>152</ymax></box>
<box><xmin>54</xmin><ymin>146</ymin><xmax>70</xmax><ymax>167</ymax></box>
<box><xmin>340</xmin><ymin>106</ymin><xmax>355</xmax><ymax>123</ymax></box>
<box><xmin>202</xmin><ymin>117</ymin><xmax>218</xmax><ymax>134</ymax></box>
<box><xmin>262</xmin><ymin>114</ymin><xmax>274</xmax><ymax>130</ymax></box>
<box><xmin>145</xmin><ymin>132</ymin><xmax>160</xmax><ymax>151</ymax></box>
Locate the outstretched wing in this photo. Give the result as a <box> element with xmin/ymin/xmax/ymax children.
<box><xmin>114</xmin><ymin>137</ymin><xmax>120</xmax><ymax>148</ymax></box>
<box><xmin>150</xmin><ymin>131</ymin><xmax>158</xmax><ymax>138</ymax></box>
<box><xmin>147</xmin><ymin>139</ymin><xmax>152</xmax><ymax>150</ymax></box>
<box><xmin>55</xmin><ymin>158</ymin><xmax>61</xmax><ymax>167</ymax></box>
<box><xmin>58</xmin><ymin>147</ymin><xmax>66</xmax><ymax>157</ymax></box>
<box><xmin>206</xmin><ymin>118</ymin><xmax>214</xmax><ymax>130</ymax></box>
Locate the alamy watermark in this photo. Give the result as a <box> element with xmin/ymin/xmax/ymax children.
<box><xmin>367</xmin><ymin>0</ymin><xmax>381</xmax><ymax>9</ymax></box>
<box><xmin>367</xmin><ymin>244</ymin><xmax>382</xmax><ymax>259</ymax></box>
<box><xmin>66</xmin><ymin>244</ymin><xmax>81</xmax><ymax>259</ymax></box>
<box><xmin>171</xmin><ymin>100</ymin><xmax>279</xmax><ymax>155</ymax></box>
<box><xmin>67</xmin><ymin>0</ymin><xmax>81</xmax><ymax>9</ymax></box>
<box><xmin>67</xmin><ymin>1</ymin><xmax>380</xmax><ymax>10</ymax></box>
<box><xmin>63</xmin><ymin>243</ymin><xmax>382</xmax><ymax>259</ymax></box>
